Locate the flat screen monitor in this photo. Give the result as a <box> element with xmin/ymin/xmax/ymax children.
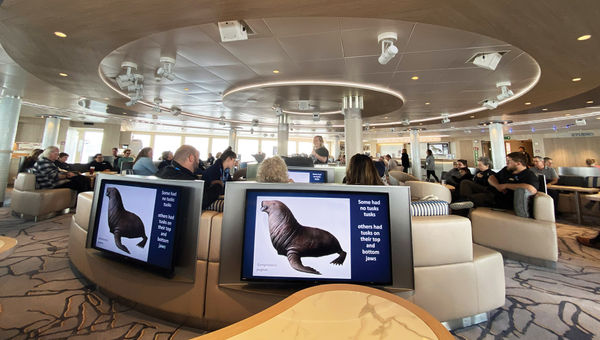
<box><xmin>287</xmin><ymin>169</ymin><xmax>327</xmax><ymax>183</ymax></box>
<box><xmin>86</xmin><ymin>174</ymin><xmax>204</xmax><ymax>279</ymax></box>
<box><xmin>218</xmin><ymin>182</ymin><xmax>413</xmax><ymax>291</ymax></box>
<box><xmin>288</xmin><ymin>166</ymin><xmax>334</xmax><ymax>183</ymax></box>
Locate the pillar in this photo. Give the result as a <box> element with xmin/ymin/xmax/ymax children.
<box><xmin>331</xmin><ymin>135</ymin><xmax>340</xmax><ymax>161</ymax></box>
<box><xmin>409</xmin><ymin>129</ymin><xmax>422</xmax><ymax>179</ymax></box>
<box><xmin>489</xmin><ymin>122</ymin><xmax>506</xmax><ymax>170</ymax></box>
<box><xmin>0</xmin><ymin>95</ymin><xmax>22</xmax><ymax>206</ymax></box>
<box><xmin>228</xmin><ymin>127</ymin><xmax>237</xmax><ymax>151</ymax></box>
<box><xmin>41</xmin><ymin>117</ymin><xmax>60</xmax><ymax>149</ymax></box>
<box><xmin>277</xmin><ymin>113</ymin><xmax>289</xmax><ymax>156</ymax></box>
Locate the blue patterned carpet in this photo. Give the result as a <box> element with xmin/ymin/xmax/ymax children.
<box><xmin>1</xmin><ymin>208</ymin><xmax>599</xmax><ymax>339</ymax></box>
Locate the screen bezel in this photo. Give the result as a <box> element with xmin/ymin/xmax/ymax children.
<box><xmin>218</xmin><ymin>182</ymin><xmax>413</xmax><ymax>291</ymax></box>
<box><xmin>85</xmin><ymin>174</ymin><xmax>205</xmax><ymax>281</ymax></box>
<box><xmin>240</xmin><ymin>188</ymin><xmax>393</xmax><ymax>285</ymax></box>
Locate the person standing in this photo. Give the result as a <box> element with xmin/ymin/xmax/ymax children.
<box><xmin>401</xmin><ymin>149</ymin><xmax>410</xmax><ymax>173</ymax></box>
<box><xmin>425</xmin><ymin>150</ymin><xmax>440</xmax><ymax>182</ymax></box>
<box><xmin>201</xmin><ymin>147</ymin><xmax>237</xmax><ymax>209</ymax></box>
<box><xmin>311</xmin><ymin>135</ymin><xmax>329</xmax><ymax>164</ymax></box>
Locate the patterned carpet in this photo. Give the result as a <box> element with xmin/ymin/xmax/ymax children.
<box><xmin>1</xmin><ymin>208</ymin><xmax>599</xmax><ymax>339</ymax></box>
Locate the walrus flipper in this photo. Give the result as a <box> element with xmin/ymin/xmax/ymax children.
<box><xmin>114</xmin><ymin>233</ymin><xmax>130</xmax><ymax>254</ymax></box>
<box><xmin>331</xmin><ymin>250</ymin><xmax>347</xmax><ymax>265</ymax></box>
<box><xmin>287</xmin><ymin>252</ymin><xmax>321</xmax><ymax>275</ymax></box>
<box><xmin>137</xmin><ymin>234</ymin><xmax>148</xmax><ymax>248</ymax></box>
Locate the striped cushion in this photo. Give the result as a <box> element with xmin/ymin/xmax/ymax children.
<box><xmin>585</xmin><ymin>176</ymin><xmax>600</xmax><ymax>188</ymax></box>
<box><xmin>206</xmin><ymin>199</ymin><xmax>225</xmax><ymax>212</ymax></box>
<box><xmin>410</xmin><ymin>200</ymin><xmax>449</xmax><ymax>216</ymax></box>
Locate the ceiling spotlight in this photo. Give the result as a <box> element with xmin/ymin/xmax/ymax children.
<box><xmin>116</xmin><ymin>61</ymin><xmax>141</xmax><ymax>89</ymax></box>
<box><xmin>441</xmin><ymin>114</ymin><xmax>450</xmax><ymax>124</ymax></box>
<box><xmin>272</xmin><ymin>69</ymin><xmax>280</xmax><ymax>74</ymax></box>
<box><xmin>152</xmin><ymin>97</ymin><xmax>163</xmax><ymax>112</ymax></box>
<box><xmin>170</xmin><ymin>106</ymin><xmax>181</xmax><ymax>116</ymax></box>
<box><xmin>59</xmin><ymin>72</ymin><xmax>68</xmax><ymax>77</ymax></box>
<box><xmin>401</xmin><ymin>119</ymin><xmax>410</xmax><ymax>126</ymax></box>
<box><xmin>495</xmin><ymin>81</ymin><xmax>514</xmax><ymax>101</ymax></box>
<box><xmin>525</xmin><ymin>102</ymin><xmax>531</xmax><ymax>105</ymax></box>
<box><xmin>273</xmin><ymin>107</ymin><xmax>283</xmax><ymax>116</ymax></box>
<box><xmin>577</xmin><ymin>34</ymin><xmax>591</xmax><ymax>41</ymax></box>
<box><xmin>572</xmin><ymin>77</ymin><xmax>582</xmax><ymax>82</ymax></box>
<box><xmin>54</xmin><ymin>31</ymin><xmax>67</xmax><ymax>38</ymax></box>
<box><xmin>482</xmin><ymin>99</ymin><xmax>498</xmax><ymax>110</ymax></box>
<box><xmin>155</xmin><ymin>56</ymin><xmax>176</xmax><ymax>82</ymax></box>
<box><xmin>377</xmin><ymin>32</ymin><xmax>398</xmax><ymax>65</ymax></box>
<box><xmin>586</xmin><ymin>100</ymin><xmax>594</xmax><ymax>104</ymax></box>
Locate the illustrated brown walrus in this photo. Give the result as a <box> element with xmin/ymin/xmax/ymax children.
<box><xmin>106</xmin><ymin>187</ymin><xmax>148</xmax><ymax>254</ymax></box>
<box><xmin>260</xmin><ymin>200</ymin><xmax>347</xmax><ymax>275</ymax></box>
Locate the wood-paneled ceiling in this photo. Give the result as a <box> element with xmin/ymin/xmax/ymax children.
<box><xmin>0</xmin><ymin>0</ymin><xmax>599</xmax><ymax>137</ymax></box>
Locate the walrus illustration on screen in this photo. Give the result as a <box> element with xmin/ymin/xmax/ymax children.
<box><xmin>106</xmin><ymin>187</ymin><xmax>148</xmax><ymax>254</ymax></box>
<box><xmin>260</xmin><ymin>200</ymin><xmax>347</xmax><ymax>275</ymax></box>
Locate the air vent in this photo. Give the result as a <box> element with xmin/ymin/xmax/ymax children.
<box><xmin>83</xmin><ymin>122</ymin><xmax>95</xmax><ymax>126</ymax></box>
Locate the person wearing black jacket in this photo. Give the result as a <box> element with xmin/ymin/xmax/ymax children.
<box><xmin>459</xmin><ymin>156</ymin><xmax>495</xmax><ymax>199</ymax></box>
<box><xmin>401</xmin><ymin>149</ymin><xmax>410</xmax><ymax>173</ymax></box>
<box><xmin>155</xmin><ymin>145</ymin><xmax>199</xmax><ymax>180</ymax></box>
<box><xmin>201</xmin><ymin>147</ymin><xmax>236</xmax><ymax>209</ymax></box>
<box><xmin>89</xmin><ymin>154</ymin><xmax>113</xmax><ymax>172</ymax></box>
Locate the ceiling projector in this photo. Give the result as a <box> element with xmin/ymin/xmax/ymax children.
<box><xmin>482</xmin><ymin>99</ymin><xmax>498</xmax><ymax>110</ymax></box>
<box><xmin>575</xmin><ymin>119</ymin><xmax>587</xmax><ymax>126</ymax></box>
<box><xmin>470</xmin><ymin>52</ymin><xmax>503</xmax><ymax>71</ymax></box>
<box><xmin>218</xmin><ymin>21</ymin><xmax>248</xmax><ymax>42</ymax></box>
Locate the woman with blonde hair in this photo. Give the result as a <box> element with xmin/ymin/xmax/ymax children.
<box><xmin>132</xmin><ymin>147</ymin><xmax>158</xmax><ymax>175</ymax></box>
<box><xmin>344</xmin><ymin>153</ymin><xmax>384</xmax><ymax>185</ymax></box>
<box><xmin>257</xmin><ymin>156</ymin><xmax>292</xmax><ymax>183</ymax></box>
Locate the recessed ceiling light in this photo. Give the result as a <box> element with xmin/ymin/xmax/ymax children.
<box><xmin>272</xmin><ymin>70</ymin><xmax>280</xmax><ymax>74</ymax></box>
<box><xmin>59</xmin><ymin>72</ymin><xmax>68</xmax><ymax>77</ymax></box>
<box><xmin>596</xmin><ymin>117</ymin><xmax>600</xmax><ymax>120</ymax></box>
<box><xmin>384</xmin><ymin>116</ymin><xmax>388</xmax><ymax>119</ymax></box>
<box><xmin>586</xmin><ymin>100</ymin><xmax>594</xmax><ymax>104</ymax></box>
<box><xmin>411</xmin><ymin>76</ymin><xmax>419</xmax><ymax>80</ymax></box>
<box><xmin>542</xmin><ymin>108</ymin><xmax>548</xmax><ymax>111</ymax></box>
<box><xmin>104</xmin><ymin>97</ymin><xmax>109</xmax><ymax>100</ymax></box>
<box><xmin>419</xmin><ymin>122</ymin><xmax>423</xmax><ymax>125</ymax></box>
<box><xmin>470</xmin><ymin>115</ymin><xmax>475</xmax><ymax>118</ymax></box>
<box><xmin>184</xmin><ymin>88</ymin><xmax>189</xmax><ymax>91</ymax></box>
<box><xmin>565</xmin><ymin>113</ymin><xmax>571</xmax><ymax>116</ymax></box>
<box><xmin>572</xmin><ymin>77</ymin><xmax>582</xmax><ymax>82</ymax></box>
<box><xmin>525</xmin><ymin>102</ymin><xmax>531</xmax><ymax>105</ymax></box>
<box><xmin>425</xmin><ymin>102</ymin><xmax>430</xmax><ymax>105</ymax></box>
<box><xmin>577</xmin><ymin>34</ymin><xmax>591</xmax><ymax>41</ymax></box>
<box><xmin>54</xmin><ymin>31</ymin><xmax>67</xmax><ymax>38</ymax></box>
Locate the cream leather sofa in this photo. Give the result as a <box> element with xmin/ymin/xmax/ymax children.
<box><xmin>69</xmin><ymin>191</ymin><xmax>505</xmax><ymax>330</ymax></box>
<box><xmin>470</xmin><ymin>192</ymin><xmax>558</xmax><ymax>267</ymax></box>
<box><xmin>389</xmin><ymin>170</ymin><xmax>420</xmax><ymax>183</ymax></box>
<box><xmin>11</xmin><ymin>173</ymin><xmax>76</xmax><ymax>221</ymax></box>
<box><xmin>405</xmin><ymin>180</ymin><xmax>452</xmax><ymax>203</ymax></box>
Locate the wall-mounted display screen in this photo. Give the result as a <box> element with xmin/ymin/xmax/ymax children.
<box><xmin>90</xmin><ymin>179</ymin><xmax>181</xmax><ymax>273</ymax></box>
<box><xmin>287</xmin><ymin>169</ymin><xmax>327</xmax><ymax>183</ymax></box>
<box><xmin>427</xmin><ymin>142</ymin><xmax>450</xmax><ymax>156</ymax></box>
<box><xmin>241</xmin><ymin>189</ymin><xmax>392</xmax><ymax>285</ymax></box>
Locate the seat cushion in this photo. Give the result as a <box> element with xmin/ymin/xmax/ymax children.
<box><xmin>410</xmin><ymin>200</ymin><xmax>449</xmax><ymax>216</ymax></box>
<box><xmin>411</xmin><ymin>215</ymin><xmax>473</xmax><ymax>266</ymax></box>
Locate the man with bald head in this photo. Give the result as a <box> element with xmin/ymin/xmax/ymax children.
<box><xmin>155</xmin><ymin>145</ymin><xmax>200</xmax><ymax>180</ymax></box>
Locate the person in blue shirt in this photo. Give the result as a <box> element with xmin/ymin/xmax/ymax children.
<box><xmin>132</xmin><ymin>147</ymin><xmax>158</xmax><ymax>175</ymax></box>
<box><xmin>201</xmin><ymin>147</ymin><xmax>236</xmax><ymax>209</ymax></box>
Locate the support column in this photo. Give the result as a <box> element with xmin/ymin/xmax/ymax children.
<box><xmin>228</xmin><ymin>127</ymin><xmax>237</xmax><ymax>151</ymax></box>
<box><xmin>409</xmin><ymin>129</ymin><xmax>422</xmax><ymax>179</ymax></box>
<box><xmin>41</xmin><ymin>117</ymin><xmax>60</xmax><ymax>149</ymax></box>
<box><xmin>277</xmin><ymin>114</ymin><xmax>289</xmax><ymax>156</ymax></box>
<box><xmin>488</xmin><ymin>122</ymin><xmax>506</xmax><ymax>170</ymax></box>
<box><xmin>0</xmin><ymin>95</ymin><xmax>22</xmax><ymax>206</ymax></box>
<box><xmin>331</xmin><ymin>135</ymin><xmax>340</xmax><ymax>161</ymax></box>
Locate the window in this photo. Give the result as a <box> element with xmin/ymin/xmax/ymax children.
<box><xmin>288</xmin><ymin>141</ymin><xmax>297</xmax><ymax>155</ymax></box>
<box><xmin>80</xmin><ymin>130</ymin><xmax>104</xmax><ymax>163</ymax></box>
<box><xmin>184</xmin><ymin>136</ymin><xmax>209</xmax><ymax>160</ymax></box>
<box><xmin>132</xmin><ymin>134</ymin><xmax>151</xmax><ymax>149</ymax></box>
<box><xmin>154</xmin><ymin>135</ymin><xmax>182</xmax><ymax>161</ymax></box>
<box><xmin>298</xmin><ymin>141</ymin><xmax>313</xmax><ymax>156</ymax></box>
<box><xmin>211</xmin><ymin>138</ymin><xmax>229</xmax><ymax>156</ymax></box>
<box><xmin>261</xmin><ymin>139</ymin><xmax>277</xmax><ymax>157</ymax></box>
<box><xmin>237</xmin><ymin>138</ymin><xmax>259</xmax><ymax>162</ymax></box>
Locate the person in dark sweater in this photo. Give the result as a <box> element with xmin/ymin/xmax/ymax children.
<box><xmin>446</xmin><ymin>159</ymin><xmax>472</xmax><ymax>187</ymax></box>
<box><xmin>19</xmin><ymin>148</ymin><xmax>44</xmax><ymax>173</ymax></box>
<box><xmin>111</xmin><ymin>147</ymin><xmax>121</xmax><ymax>170</ymax></box>
<box><xmin>400</xmin><ymin>149</ymin><xmax>410</xmax><ymax>173</ymax></box>
<box><xmin>458</xmin><ymin>156</ymin><xmax>495</xmax><ymax>199</ymax></box>
<box><xmin>158</xmin><ymin>150</ymin><xmax>174</xmax><ymax>170</ymax></box>
<box><xmin>201</xmin><ymin>147</ymin><xmax>236</xmax><ymax>209</ymax></box>
<box><xmin>54</xmin><ymin>152</ymin><xmax>71</xmax><ymax>171</ymax></box>
<box><xmin>89</xmin><ymin>153</ymin><xmax>113</xmax><ymax>172</ymax></box>
<box><xmin>155</xmin><ymin>145</ymin><xmax>199</xmax><ymax>180</ymax></box>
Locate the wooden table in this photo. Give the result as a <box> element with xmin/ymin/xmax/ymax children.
<box><xmin>547</xmin><ymin>184</ymin><xmax>600</xmax><ymax>225</ymax></box>
<box><xmin>195</xmin><ymin>284</ymin><xmax>452</xmax><ymax>340</ymax></box>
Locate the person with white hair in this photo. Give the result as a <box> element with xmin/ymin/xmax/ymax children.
<box><xmin>32</xmin><ymin>146</ymin><xmax>91</xmax><ymax>193</ymax></box>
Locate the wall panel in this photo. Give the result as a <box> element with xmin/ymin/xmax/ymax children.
<box><xmin>543</xmin><ymin>137</ymin><xmax>600</xmax><ymax>167</ymax></box>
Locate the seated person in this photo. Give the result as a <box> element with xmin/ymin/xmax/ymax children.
<box><xmin>252</xmin><ymin>151</ymin><xmax>266</xmax><ymax>163</ymax></box>
<box><xmin>111</xmin><ymin>147</ymin><xmax>121</xmax><ymax>170</ymax></box>
<box><xmin>117</xmin><ymin>149</ymin><xmax>134</xmax><ymax>170</ymax></box>
<box><xmin>158</xmin><ymin>150</ymin><xmax>173</xmax><ymax>170</ymax></box>
<box><xmin>32</xmin><ymin>146</ymin><xmax>91</xmax><ymax>193</ymax></box>
<box><xmin>459</xmin><ymin>152</ymin><xmax>538</xmax><ymax>213</ymax></box>
<box><xmin>89</xmin><ymin>153</ymin><xmax>113</xmax><ymax>172</ymax></box>
<box><xmin>344</xmin><ymin>154</ymin><xmax>384</xmax><ymax>186</ymax></box>
<box><xmin>19</xmin><ymin>149</ymin><xmax>44</xmax><ymax>173</ymax></box>
<box><xmin>384</xmin><ymin>154</ymin><xmax>398</xmax><ymax>171</ymax></box>
<box><xmin>132</xmin><ymin>147</ymin><xmax>158</xmax><ymax>175</ymax></box>
<box><xmin>155</xmin><ymin>145</ymin><xmax>199</xmax><ymax>180</ymax></box>
<box><xmin>54</xmin><ymin>152</ymin><xmax>71</xmax><ymax>171</ymax></box>
<box><xmin>257</xmin><ymin>156</ymin><xmax>291</xmax><ymax>183</ymax></box>
<box><xmin>446</xmin><ymin>159</ymin><xmax>472</xmax><ymax>187</ymax></box>
<box><xmin>532</xmin><ymin>156</ymin><xmax>558</xmax><ymax>185</ymax></box>
<box><xmin>456</xmin><ymin>157</ymin><xmax>495</xmax><ymax>206</ymax></box>
<box><xmin>201</xmin><ymin>147</ymin><xmax>236</xmax><ymax>209</ymax></box>
<box><xmin>585</xmin><ymin>158</ymin><xmax>600</xmax><ymax>168</ymax></box>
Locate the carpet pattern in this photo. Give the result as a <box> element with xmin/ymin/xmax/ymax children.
<box><xmin>1</xmin><ymin>210</ymin><xmax>599</xmax><ymax>339</ymax></box>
